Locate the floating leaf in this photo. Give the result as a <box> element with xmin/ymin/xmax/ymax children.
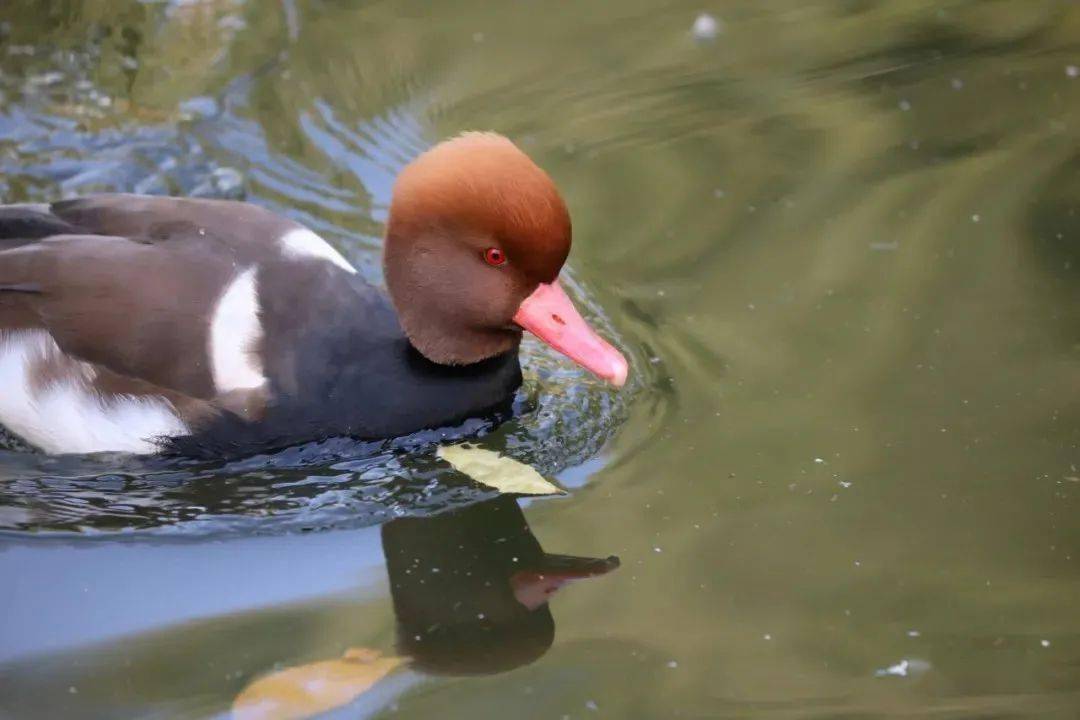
<box><xmin>437</xmin><ymin>444</ymin><xmax>566</xmax><ymax>496</ymax></box>
<box><xmin>232</xmin><ymin>647</ymin><xmax>404</xmax><ymax>720</ymax></box>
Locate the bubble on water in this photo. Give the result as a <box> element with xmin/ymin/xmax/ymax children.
<box><xmin>191</xmin><ymin>166</ymin><xmax>245</xmax><ymax>199</ymax></box>
<box><xmin>218</xmin><ymin>14</ymin><xmax>246</xmax><ymax>32</ymax></box>
<box><xmin>179</xmin><ymin>96</ymin><xmax>220</xmax><ymax>119</ymax></box>
<box><xmin>25</xmin><ymin>72</ymin><xmax>66</xmax><ymax>92</ymax></box>
<box><xmin>667</xmin><ymin>660</ymin><xmax>678</xmax><ymax>668</ymax></box>
<box><xmin>1066</xmin><ymin>65</ymin><xmax>1078</xmax><ymax>78</ymax></box>
<box><xmin>691</xmin><ymin>13</ymin><xmax>721</xmax><ymax>41</ymax></box>
<box><xmin>971</xmin><ymin>214</ymin><xmax>980</xmax><ymax>223</ymax></box>
<box><xmin>898</xmin><ymin>99</ymin><xmax>912</xmax><ymax>111</ymax></box>
<box><xmin>585</xmin><ymin>700</ymin><xmax>599</xmax><ymax>712</ymax></box>
<box><xmin>876</xmin><ymin>660</ymin><xmax>908</xmax><ymax>677</ymax></box>
<box><xmin>215</xmin><ymin>166</ymin><xmax>245</xmax><ymax>191</ymax></box>
<box><xmin>950</xmin><ymin>78</ymin><xmax>964</xmax><ymax>90</ymax></box>
<box><xmin>875</xmin><ymin>658</ymin><xmax>931</xmax><ymax>677</ymax></box>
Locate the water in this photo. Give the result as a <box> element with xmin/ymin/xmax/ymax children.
<box><xmin>1</xmin><ymin>0</ymin><xmax>1078</xmax><ymax>717</ymax></box>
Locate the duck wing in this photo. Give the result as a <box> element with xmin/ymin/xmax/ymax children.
<box><xmin>0</xmin><ymin>196</ymin><xmax>358</xmax><ymax>451</ymax></box>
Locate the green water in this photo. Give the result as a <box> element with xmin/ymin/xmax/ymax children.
<box><xmin>1</xmin><ymin>0</ymin><xmax>1079</xmax><ymax>717</ymax></box>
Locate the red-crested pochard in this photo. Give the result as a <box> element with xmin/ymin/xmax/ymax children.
<box><xmin>0</xmin><ymin>132</ymin><xmax>628</xmax><ymax>457</ymax></box>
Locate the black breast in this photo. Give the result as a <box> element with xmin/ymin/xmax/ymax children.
<box><xmin>167</xmin><ymin>268</ymin><xmax>523</xmax><ymax>459</ymax></box>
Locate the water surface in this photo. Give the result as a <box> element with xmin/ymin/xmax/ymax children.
<box><xmin>1</xmin><ymin>0</ymin><xmax>1079</xmax><ymax>717</ymax></box>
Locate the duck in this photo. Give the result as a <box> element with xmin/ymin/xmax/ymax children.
<box><xmin>0</xmin><ymin>132</ymin><xmax>628</xmax><ymax>458</ymax></box>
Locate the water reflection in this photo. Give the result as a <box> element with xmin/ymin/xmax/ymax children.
<box><xmin>0</xmin><ymin>497</ymin><xmax>619</xmax><ymax>719</ymax></box>
<box><xmin>384</xmin><ymin>496</ymin><xmax>618</xmax><ymax>676</ymax></box>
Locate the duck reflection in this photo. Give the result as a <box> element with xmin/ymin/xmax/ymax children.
<box><xmin>234</xmin><ymin>497</ymin><xmax>618</xmax><ymax>718</ymax></box>
<box><xmin>385</xmin><ymin>496</ymin><xmax>619</xmax><ymax>676</ymax></box>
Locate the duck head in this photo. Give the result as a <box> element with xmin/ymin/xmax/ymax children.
<box><xmin>384</xmin><ymin>132</ymin><xmax>629</xmax><ymax>386</ymax></box>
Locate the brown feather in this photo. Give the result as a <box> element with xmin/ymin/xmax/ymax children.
<box><xmin>0</xmin><ymin>196</ymin><xmax>308</xmax><ymax>427</ymax></box>
<box><xmin>388</xmin><ymin>133</ymin><xmax>570</xmax><ymax>283</ymax></box>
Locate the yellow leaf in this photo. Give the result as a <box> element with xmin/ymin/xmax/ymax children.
<box><xmin>232</xmin><ymin>648</ymin><xmax>404</xmax><ymax>720</ymax></box>
<box><xmin>437</xmin><ymin>444</ymin><xmax>565</xmax><ymax>496</ymax></box>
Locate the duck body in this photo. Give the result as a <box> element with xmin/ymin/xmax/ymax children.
<box><xmin>0</xmin><ymin>195</ymin><xmax>519</xmax><ymax>457</ymax></box>
<box><xmin>169</xmin><ymin>283</ymin><xmax>523</xmax><ymax>458</ymax></box>
<box><xmin>166</xmin><ymin>279</ymin><xmax>524</xmax><ymax>458</ymax></box>
<box><xmin>0</xmin><ymin>133</ymin><xmax>628</xmax><ymax>459</ymax></box>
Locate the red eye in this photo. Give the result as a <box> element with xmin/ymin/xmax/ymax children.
<box><xmin>483</xmin><ymin>247</ymin><xmax>507</xmax><ymax>266</ymax></box>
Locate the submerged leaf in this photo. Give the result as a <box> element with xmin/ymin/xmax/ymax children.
<box><xmin>232</xmin><ymin>648</ymin><xmax>404</xmax><ymax>720</ymax></box>
<box><xmin>437</xmin><ymin>445</ymin><xmax>566</xmax><ymax>496</ymax></box>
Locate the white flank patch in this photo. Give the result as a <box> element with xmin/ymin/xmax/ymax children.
<box><xmin>0</xmin><ymin>331</ymin><xmax>189</xmax><ymax>454</ymax></box>
<box><xmin>279</xmin><ymin>228</ymin><xmax>357</xmax><ymax>273</ymax></box>
<box><xmin>210</xmin><ymin>267</ymin><xmax>267</xmax><ymax>393</ymax></box>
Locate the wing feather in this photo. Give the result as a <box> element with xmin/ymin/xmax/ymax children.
<box><xmin>0</xmin><ymin>194</ymin><xmax>302</xmax><ymax>404</ymax></box>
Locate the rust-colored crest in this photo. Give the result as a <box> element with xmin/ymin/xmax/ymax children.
<box><xmin>387</xmin><ymin>132</ymin><xmax>571</xmax><ymax>282</ymax></box>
